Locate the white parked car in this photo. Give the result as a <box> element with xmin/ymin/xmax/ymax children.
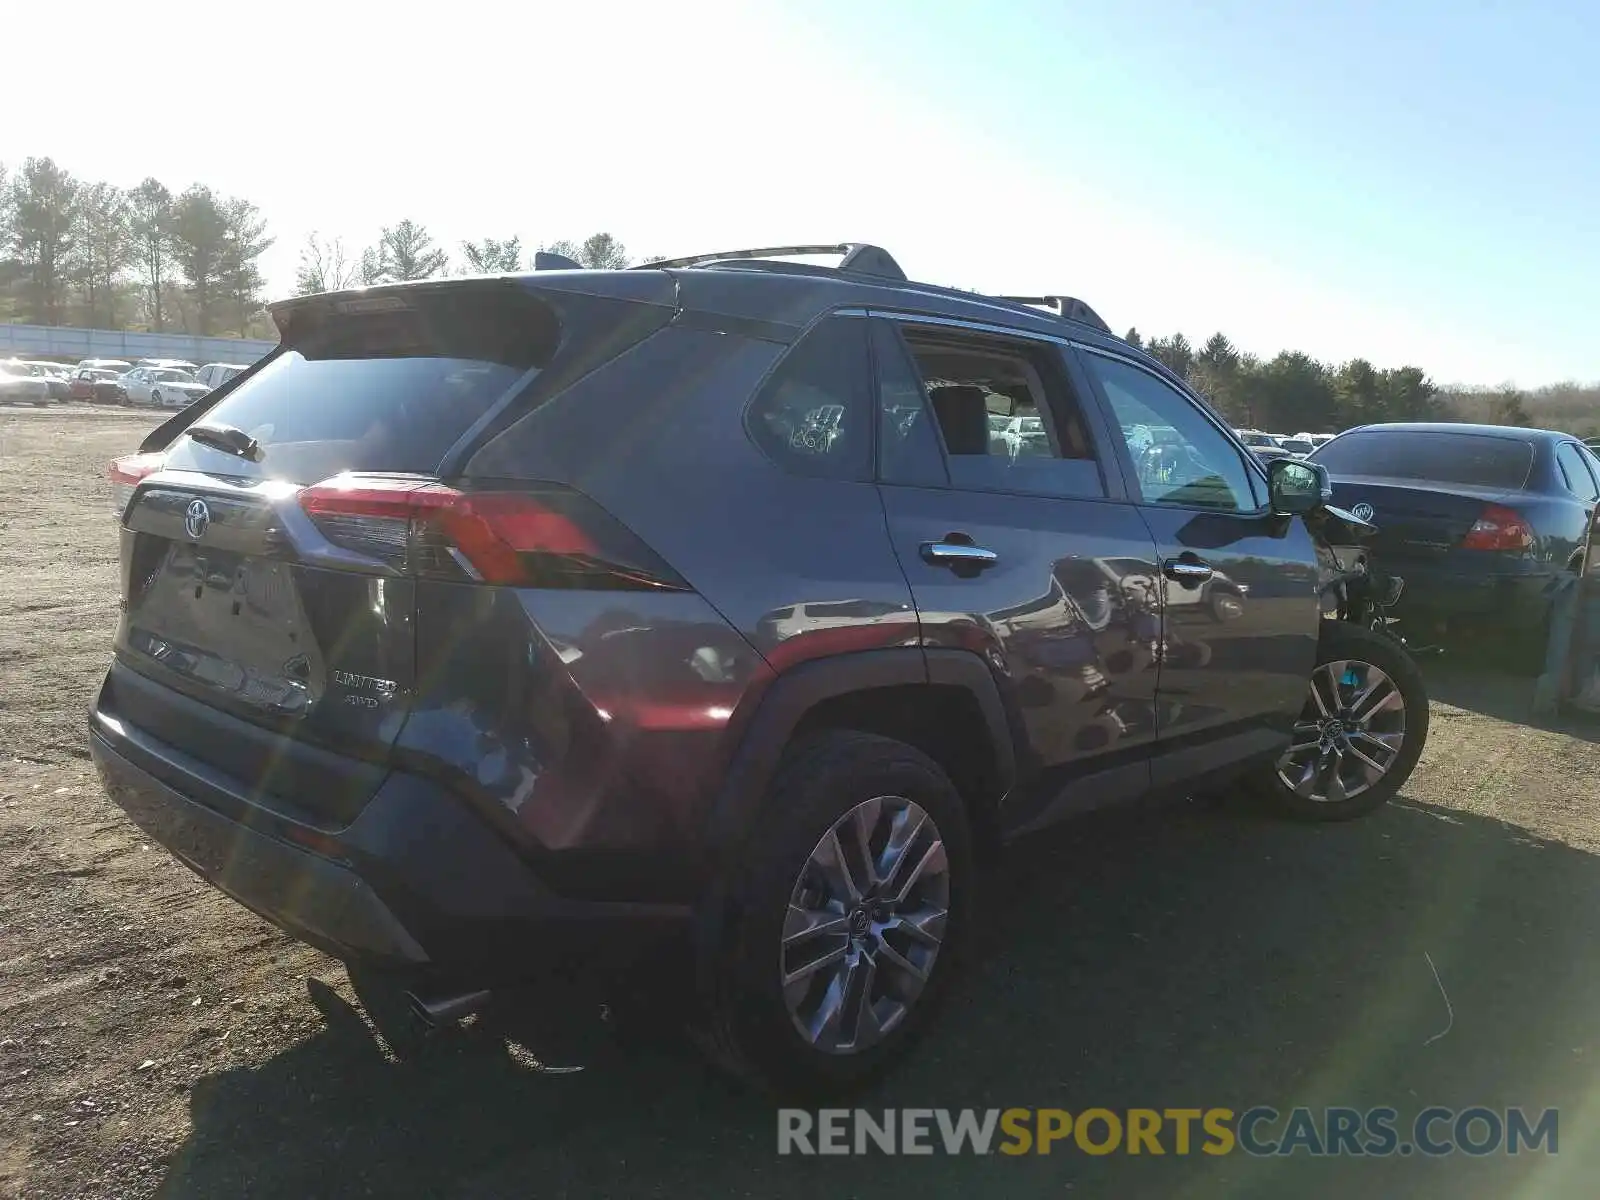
<box><xmin>76</xmin><ymin>357</ymin><xmax>133</xmax><ymax>373</ymax></box>
<box><xmin>1235</xmin><ymin>429</ymin><xmax>1281</xmax><ymax>449</ymax></box>
<box><xmin>0</xmin><ymin>361</ymin><xmax>52</xmax><ymax>405</ymax></box>
<box><xmin>120</xmin><ymin>366</ymin><xmax>211</xmax><ymax>409</ymax></box>
<box><xmin>194</xmin><ymin>362</ymin><xmax>249</xmax><ymax>391</ymax></box>
<box><xmin>997</xmin><ymin>414</ymin><xmax>1050</xmax><ymax>456</ymax></box>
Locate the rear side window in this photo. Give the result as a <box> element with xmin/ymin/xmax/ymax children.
<box><xmin>745</xmin><ymin>316</ymin><xmax>872</xmax><ymax>482</ymax></box>
<box><xmin>1556</xmin><ymin>443</ymin><xmax>1599</xmax><ymax>501</ymax></box>
<box><xmin>161</xmin><ymin>287</ymin><xmax>557</xmax><ymax>484</ymax></box>
<box><xmin>1312</xmin><ymin>431</ymin><xmax>1534</xmax><ymax>489</ymax></box>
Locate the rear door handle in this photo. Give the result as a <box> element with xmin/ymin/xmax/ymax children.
<box><xmin>1163</xmin><ymin>557</ymin><xmax>1213</xmax><ymax>585</ymax></box>
<box><xmin>922</xmin><ymin>541</ymin><xmax>999</xmax><ymax>569</ymax></box>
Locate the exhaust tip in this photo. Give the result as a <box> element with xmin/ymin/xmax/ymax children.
<box><xmin>406</xmin><ymin>987</ymin><xmax>493</xmax><ymax>1028</ymax></box>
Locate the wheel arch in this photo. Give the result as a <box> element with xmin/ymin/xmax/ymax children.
<box><xmin>704</xmin><ymin>649</ymin><xmax>1019</xmax><ymax>870</ymax></box>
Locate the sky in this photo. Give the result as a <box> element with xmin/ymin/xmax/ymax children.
<box><xmin>5</xmin><ymin>0</ymin><xmax>1597</xmax><ymax>386</ymax></box>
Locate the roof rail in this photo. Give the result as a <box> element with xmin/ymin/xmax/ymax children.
<box><xmin>996</xmin><ymin>295</ymin><xmax>1111</xmax><ymax>334</ymax></box>
<box><xmin>631</xmin><ymin>243</ymin><xmax>1114</xmax><ymax>335</ymax></box>
<box><xmin>633</xmin><ymin>243</ymin><xmax>908</xmax><ymax>282</ymax></box>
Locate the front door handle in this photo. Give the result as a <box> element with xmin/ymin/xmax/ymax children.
<box><xmin>1163</xmin><ymin>557</ymin><xmax>1213</xmax><ymax>586</ymax></box>
<box><xmin>922</xmin><ymin>541</ymin><xmax>999</xmax><ymax>569</ymax></box>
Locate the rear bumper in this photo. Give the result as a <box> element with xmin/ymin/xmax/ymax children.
<box><xmin>1390</xmin><ymin>564</ymin><xmax>1556</xmax><ymax>629</ymax></box>
<box><xmin>89</xmin><ymin>707</ymin><xmax>691</xmax><ymax>982</ymax></box>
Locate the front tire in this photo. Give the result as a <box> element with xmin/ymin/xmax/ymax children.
<box><xmin>692</xmin><ymin>730</ymin><xmax>973</xmax><ymax>1098</ymax></box>
<box><xmin>1246</xmin><ymin>621</ymin><xmax>1428</xmax><ymax>821</ymax></box>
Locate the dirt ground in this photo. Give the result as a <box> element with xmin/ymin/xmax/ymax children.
<box><xmin>4</xmin><ymin>407</ymin><xmax>1600</xmax><ymax>1198</ymax></box>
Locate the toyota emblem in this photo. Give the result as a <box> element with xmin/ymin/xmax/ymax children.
<box><xmin>1351</xmin><ymin>502</ymin><xmax>1375</xmax><ymax>523</ymax></box>
<box><xmin>184</xmin><ymin>498</ymin><xmax>212</xmax><ymax>540</ymax></box>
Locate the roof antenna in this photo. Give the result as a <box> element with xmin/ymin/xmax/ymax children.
<box><xmin>533</xmin><ymin>251</ymin><xmax>582</xmax><ymax>271</ymax></box>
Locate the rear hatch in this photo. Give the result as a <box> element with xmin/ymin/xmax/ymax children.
<box><xmin>104</xmin><ymin>277</ymin><xmax>669</xmax><ymax>825</ymax></box>
<box><xmin>1312</xmin><ymin>429</ymin><xmax>1537</xmax><ymax>562</ymax></box>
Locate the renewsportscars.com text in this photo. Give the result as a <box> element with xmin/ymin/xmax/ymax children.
<box><xmin>777</xmin><ymin>1106</ymin><xmax>1559</xmax><ymax>1157</ymax></box>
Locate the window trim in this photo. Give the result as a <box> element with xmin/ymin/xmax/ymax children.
<box><xmin>1577</xmin><ymin>443</ymin><xmax>1600</xmax><ymax>495</ymax></box>
<box><xmin>869</xmin><ymin>317</ymin><xmax>950</xmax><ymax>488</ymax></box>
<box><xmin>1073</xmin><ymin>344</ymin><xmax>1271</xmax><ymax>517</ymax></box>
<box><xmin>869</xmin><ymin>309</ymin><xmax>1129</xmax><ymax>502</ymax></box>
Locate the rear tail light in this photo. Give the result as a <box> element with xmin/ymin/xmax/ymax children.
<box><xmin>299</xmin><ymin>474</ymin><xmax>687</xmax><ymax>591</ymax></box>
<box><xmin>1460</xmin><ymin>503</ymin><xmax>1536</xmax><ymax>552</ymax></box>
<box><xmin>108</xmin><ymin>452</ymin><xmax>165</xmax><ymax>519</ymax></box>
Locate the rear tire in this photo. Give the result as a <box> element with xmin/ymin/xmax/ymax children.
<box><xmin>1245</xmin><ymin>621</ymin><xmax>1428</xmax><ymax>822</ymax></box>
<box><xmin>691</xmin><ymin>730</ymin><xmax>973</xmax><ymax>1099</ymax></box>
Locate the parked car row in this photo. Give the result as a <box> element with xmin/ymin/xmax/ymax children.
<box><xmin>15</xmin><ymin>357</ymin><xmax>254</xmax><ymax>409</ymax></box>
<box><xmin>1236</xmin><ymin>429</ymin><xmax>1336</xmax><ymax>461</ymax></box>
<box><xmin>0</xmin><ymin>359</ymin><xmax>73</xmax><ymax>404</ymax></box>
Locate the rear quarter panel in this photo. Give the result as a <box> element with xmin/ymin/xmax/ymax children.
<box><xmin>459</xmin><ymin>323</ymin><xmax>920</xmax><ymax>896</ymax></box>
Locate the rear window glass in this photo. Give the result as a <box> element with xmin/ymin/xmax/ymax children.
<box><xmin>1312</xmin><ymin>430</ymin><xmax>1535</xmax><ymax>489</ymax></box>
<box><xmin>161</xmin><ymin>288</ymin><xmax>557</xmax><ymax>483</ymax></box>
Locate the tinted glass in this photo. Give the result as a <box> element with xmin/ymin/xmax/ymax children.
<box><xmin>161</xmin><ymin>290</ymin><xmax>557</xmax><ymax>484</ymax></box>
<box><xmin>1083</xmin><ymin>352</ymin><xmax>1257</xmax><ymax>511</ymax></box>
<box><xmin>1556</xmin><ymin>443</ymin><xmax>1599</xmax><ymax>501</ymax></box>
<box><xmin>1311</xmin><ymin>431</ymin><xmax>1534</xmax><ymax>489</ymax></box>
<box><xmin>746</xmin><ymin>316</ymin><xmax>873</xmax><ymax>482</ymax></box>
<box><xmin>872</xmin><ymin>321</ymin><xmax>948</xmax><ymax>487</ymax></box>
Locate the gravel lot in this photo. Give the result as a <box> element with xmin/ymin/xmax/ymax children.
<box><xmin>4</xmin><ymin>408</ymin><xmax>1600</xmax><ymax>1198</ymax></box>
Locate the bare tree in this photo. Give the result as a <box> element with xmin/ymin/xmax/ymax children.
<box><xmin>537</xmin><ymin>238</ymin><xmax>581</xmax><ymax>264</ymax></box>
<box><xmin>538</xmin><ymin>234</ymin><xmax>629</xmax><ymax>268</ymax></box>
<box><xmin>129</xmin><ymin>178</ymin><xmax>173</xmax><ymax>330</ymax></box>
<box><xmin>295</xmin><ymin>232</ymin><xmax>358</xmax><ymax>295</ymax></box>
<box><xmin>577</xmin><ymin>232</ymin><xmax>629</xmax><ymax>269</ymax></box>
<box><xmin>459</xmin><ymin>235</ymin><xmax>523</xmax><ymax>274</ymax></box>
<box><xmin>363</xmin><ymin>219</ymin><xmax>448</xmax><ymax>282</ymax></box>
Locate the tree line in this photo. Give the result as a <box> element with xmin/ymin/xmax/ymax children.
<box><xmin>1126</xmin><ymin>329</ymin><xmax>1599</xmax><ymax>439</ymax></box>
<box><xmin>4</xmin><ymin>155</ymin><xmax>1592</xmax><ymax>434</ymax></box>
<box><xmin>292</xmin><ymin>226</ymin><xmax>630</xmax><ymax>294</ymax></box>
<box><xmin>0</xmin><ymin>155</ymin><xmax>632</xmax><ymax>340</ymax></box>
<box><xmin>0</xmin><ymin>157</ymin><xmax>273</xmax><ymax>338</ymax></box>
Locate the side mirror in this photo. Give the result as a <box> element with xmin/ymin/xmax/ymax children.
<box><xmin>1268</xmin><ymin>458</ymin><xmax>1328</xmax><ymax>516</ymax></box>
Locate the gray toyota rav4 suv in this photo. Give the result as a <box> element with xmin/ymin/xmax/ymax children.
<box><xmin>93</xmin><ymin>243</ymin><xmax>1428</xmax><ymax>1096</ymax></box>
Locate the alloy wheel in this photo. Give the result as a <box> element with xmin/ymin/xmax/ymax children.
<box><xmin>1276</xmin><ymin>658</ymin><xmax>1407</xmax><ymax>803</ymax></box>
<box><xmin>780</xmin><ymin>795</ymin><xmax>949</xmax><ymax>1055</ymax></box>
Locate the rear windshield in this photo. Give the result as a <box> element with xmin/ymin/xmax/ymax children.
<box><xmin>161</xmin><ymin>287</ymin><xmax>558</xmax><ymax>483</ymax></box>
<box><xmin>1312</xmin><ymin>430</ymin><xmax>1535</xmax><ymax>489</ymax></box>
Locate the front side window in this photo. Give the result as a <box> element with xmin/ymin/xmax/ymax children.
<box><xmin>746</xmin><ymin>316</ymin><xmax>873</xmax><ymax>482</ymax></box>
<box><xmin>1081</xmin><ymin>351</ymin><xmax>1258</xmax><ymax>512</ymax></box>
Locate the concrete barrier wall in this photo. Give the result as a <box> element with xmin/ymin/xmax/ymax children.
<box><xmin>0</xmin><ymin>323</ymin><xmax>278</xmax><ymax>365</ymax></box>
